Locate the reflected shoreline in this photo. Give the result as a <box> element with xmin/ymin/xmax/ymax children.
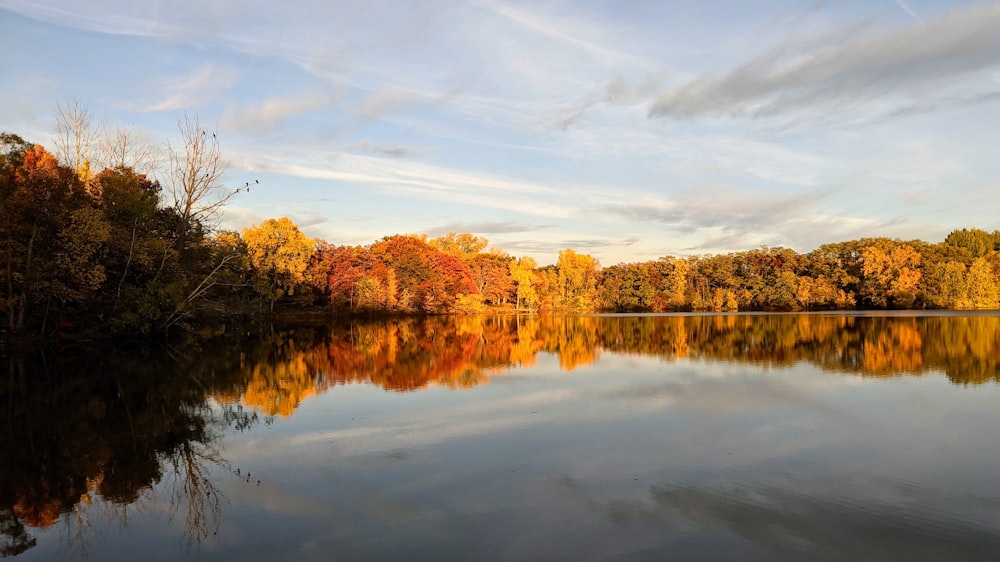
<box><xmin>2</xmin><ymin>312</ymin><xmax>999</xmax><ymax>557</ymax></box>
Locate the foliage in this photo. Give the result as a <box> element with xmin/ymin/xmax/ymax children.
<box><xmin>428</xmin><ymin>231</ymin><xmax>489</xmax><ymax>259</ymax></box>
<box><xmin>4</xmin><ymin>109</ymin><xmax>1000</xmax><ymax>340</ymax></box>
<box><xmin>243</xmin><ymin>217</ymin><xmax>315</xmax><ymax>311</ymax></box>
<box><xmin>1</xmin><ymin>113</ymin><xmax>251</xmax><ymax>337</ymax></box>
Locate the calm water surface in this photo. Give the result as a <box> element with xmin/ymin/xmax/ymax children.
<box><xmin>3</xmin><ymin>313</ymin><xmax>1000</xmax><ymax>561</ymax></box>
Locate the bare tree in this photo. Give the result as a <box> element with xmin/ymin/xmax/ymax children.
<box><xmin>166</xmin><ymin>112</ymin><xmax>234</xmax><ymax>232</ymax></box>
<box><xmin>99</xmin><ymin>124</ymin><xmax>161</xmax><ymax>174</ymax></box>
<box><xmin>53</xmin><ymin>99</ymin><xmax>100</xmax><ymax>173</ymax></box>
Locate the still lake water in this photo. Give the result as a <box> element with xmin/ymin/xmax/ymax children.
<box><xmin>3</xmin><ymin>312</ymin><xmax>1000</xmax><ymax>560</ymax></box>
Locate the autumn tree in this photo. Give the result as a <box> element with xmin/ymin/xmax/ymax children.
<box><xmin>598</xmin><ymin>262</ymin><xmax>654</xmax><ymax>311</ymax></box>
<box><xmin>53</xmin><ymin>99</ymin><xmax>100</xmax><ymax>183</ymax></box>
<box><xmin>922</xmin><ymin>261</ymin><xmax>969</xmax><ymax>309</ymax></box>
<box><xmin>429</xmin><ymin>232</ymin><xmax>489</xmax><ymax>260</ymax></box>
<box><xmin>944</xmin><ymin>228</ymin><xmax>996</xmax><ymax>260</ymax></box>
<box><xmin>965</xmin><ymin>256</ymin><xmax>999</xmax><ymax>309</ymax></box>
<box><xmin>557</xmin><ymin>249</ymin><xmax>600</xmax><ymax>311</ymax></box>
<box><xmin>308</xmin><ymin>242</ymin><xmax>369</xmax><ymax>309</ymax></box>
<box><xmin>509</xmin><ymin>256</ymin><xmax>538</xmax><ymax>310</ymax></box>
<box><xmin>861</xmin><ymin>243</ymin><xmax>922</xmax><ymax>308</ymax></box>
<box><xmin>1</xmin><ymin>143</ymin><xmax>89</xmax><ymax>332</ymax></box>
<box><xmin>662</xmin><ymin>257</ymin><xmax>689</xmax><ymax>310</ymax></box>
<box><xmin>243</xmin><ymin>217</ymin><xmax>315</xmax><ymax>310</ymax></box>
<box><xmin>467</xmin><ymin>251</ymin><xmax>514</xmax><ymax>306</ymax></box>
<box><xmin>89</xmin><ymin>166</ymin><xmax>167</xmax><ymax>329</ymax></box>
<box><xmin>804</xmin><ymin>240</ymin><xmax>871</xmax><ymax>304</ymax></box>
<box><xmin>534</xmin><ymin>266</ymin><xmax>561</xmax><ymax>312</ymax></box>
<box><xmin>368</xmin><ymin>235</ymin><xmax>479</xmax><ymax>313</ymax></box>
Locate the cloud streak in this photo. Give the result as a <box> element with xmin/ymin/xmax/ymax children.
<box><xmin>222</xmin><ymin>93</ymin><xmax>332</xmax><ymax>134</ymax></box>
<box><xmin>650</xmin><ymin>4</ymin><xmax>1000</xmax><ymax>123</ymax></box>
<box><xmin>233</xmin><ymin>149</ymin><xmax>603</xmax><ymax>220</ymax></box>
<box><xmin>140</xmin><ymin>63</ymin><xmax>239</xmax><ymax>112</ymax></box>
<box><xmin>424</xmin><ymin>221</ymin><xmax>551</xmax><ymax>236</ymax></box>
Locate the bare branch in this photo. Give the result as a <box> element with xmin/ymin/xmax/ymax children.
<box><xmin>98</xmin><ymin>124</ymin><xmax>161</xmax><ymax>174</ymax></box>
<box><xmin>53</xmin><ymin>99</ymin><xmax>101</xmax><ymax>171</ymax></box>
<box><xmin>161</xmin><ymin>253</ymin><xmax>238</xmax><ymax>331</ymax></box>
<box><xmin>166</xmin><ymin>112</ymin><xmax>233</xmax><ymax>230</ymax></box>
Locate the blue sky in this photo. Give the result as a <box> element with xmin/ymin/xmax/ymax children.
<box><xmin>2</xmin><ymin>0</ymin><xmax>999</xmax><ymax>265</ymax></box>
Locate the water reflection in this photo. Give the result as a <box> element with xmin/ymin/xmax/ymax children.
<box><xmin>3</xmin><ymin>313</ymin><xmax>1000</xmax><ymax>558</ymax></box>
<box><xmin>0</xmin><ymin>342</ymin><xmax>253</xmax><ymax>557</ymax></box>
<box><xmin>223</xmin><ymin>313</ymin><xmax>1000</xmax><ymax>419</ymax></box>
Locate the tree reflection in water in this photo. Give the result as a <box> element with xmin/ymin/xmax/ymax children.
<box><xmin>0</xmin><ymin>340</ymin><xmax>254</xmax><ymax>557</ymax></box>
<box><xmin>2</xmin><ymin>312</ymin><xmax>999</xmax><ymax>556</ymax></box>
<box><xmin>223</xmin><ymin>313</ymin><xmax>1000</xmax><ymax>422</ymax></box>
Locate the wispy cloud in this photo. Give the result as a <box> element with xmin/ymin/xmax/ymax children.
<box><xmin>895</xmin><ymin>0</ymin><xmax>919</xmax><ymax>21</ymax></box>
<box><xmin>358</xmin><ymin>85</ymin><xmax>420</xmax><ymax>121</ymax></box>
<box><xmin>503</xmin><ymin>236</ymin><xmax>640</xmax><ymax>259</ymax></box>
<box><xmin>423</xmin><ymin>221</ymin><xmax>550</xmax><ymax>236</ymax></box>
<box><xmin>345</xmin><ymin>139</ymin><xmax>426</xmax><ymax>159</ymax></box>
<box><xmin>601</xmin><ymin>186</ymin><xmax>870</xmax><ymax>253</ymax></box>
<box><xmin>222</xmin><ymin>93</ymin><xmax>332</xmax><ymax>134</ymax></box>
<box><xmin>650</xmin><ymin>4</ymin><xmax>1000</xmax><ymax>124</ymax></box>
<box><xmin>232</xmin><ymin>149</ymin><xmax>600</xmax><ymax>220</ymax></box>
<box><xmin>1</xmin><ymin>0</ymin><xmax>242</xmax><ymax>42</ymax></box>
<box><xmin>139</xmin><ymin>63</ymin><xmax>239</xmax><ymax>112</ymax></box>
<box><xmin>476</xmin><ymin>0</ymin><xmax>642</xmax><ymax>66</ymax></box>
<box><xmin>546</xmin><ymin>75</ymin><xmax>667</xmax><ymax>131</ymax></box>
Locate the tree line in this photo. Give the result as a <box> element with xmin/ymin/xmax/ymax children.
<box><xmin>3</xmin><ymin>106</ymin><xmax>1000</xmax><ymax>339</ymax></box>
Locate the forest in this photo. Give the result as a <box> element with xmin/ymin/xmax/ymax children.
<box><xmin>3</xmin><ymin>106</ymin><xmax>1000</xmax><ymax>339</ymax></box>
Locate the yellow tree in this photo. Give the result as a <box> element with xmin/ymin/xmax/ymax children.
<box><xmin>861</xmin><ymin>244</ymin><xmax>922</xmax><ymax>308</ymax></box>
<box><xmin>662</xmin><ymin>256</ymin><xmax>689</xmax><ymax>309</ymax></box>
<box><xmin>428</xmin><ymin>232</ymin><xmax>489</xmax><ymax>260</ymax></box>
<box><xmin>923</xmin><ymin>261</ymin><xmax>968</xmax><ymax>308</ymax></box>
<box><xmin>243</xmin><ymin>217</ymin><xmax>314</xmax><ymax>310</ymax></box>
<box><xmin>965</xmin><ymin>256</ymin><xmax>999</xmax><ymax>309</ymax></box>
<box><xmin>557</xmin><ymin>249</ymin><xmax>600</xmax><ymax>311</ymax></box>
<box><xmin>509</xmin><ymin>256</ymin><xmax>538</xmax><ymax>310</ymax></box>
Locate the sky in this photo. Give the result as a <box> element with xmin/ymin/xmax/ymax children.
<box><xmin>1</xmin><ymin>0</ymin><xmax>999</xmax><ymax>265</ymax></box>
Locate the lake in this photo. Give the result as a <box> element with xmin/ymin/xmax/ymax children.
<box><xmin>3</xmin><ymin>312</ymin><xmax>1000</xmax><ymax>560</ymax></box>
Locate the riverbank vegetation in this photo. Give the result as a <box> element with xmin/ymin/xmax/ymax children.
<box><xmin>3</xmin><ymin>108</ymin><xmax>1000</xmax><ymax>339</ymax></box>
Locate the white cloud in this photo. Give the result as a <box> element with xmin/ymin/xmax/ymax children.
<box><xmin>475</xmin><ymin>0</ymin><xmax>642</xmax><ymax>66</ymax></box>
<box><xmin>228</xmin><ymin>148</ymin><xmax>603</xmax><ymax>220</ymax></box>
<box><xmin>222</xmin><ymin>93</ymin><xmax>332</xmax><ymax>134</ymax></box>
<box><xmin>140</xmin><ymin>63</ymin><xmax>240</xmax><ymax>112</ymax></box>
<box><xmin>650</xmin><ymin>4</ymin><xmax>1000</xmax><ymax>124</ymax></box>
<box><xmin>895</xmin><ymin>0</ymin><xmax>919</xmax><ymax>21</ymax></box>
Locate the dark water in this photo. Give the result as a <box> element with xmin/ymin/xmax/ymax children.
<box><xmin>3</xmin><ymin>313</ymin><xmax>1000</xmax><ymax>561</ymax></box>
